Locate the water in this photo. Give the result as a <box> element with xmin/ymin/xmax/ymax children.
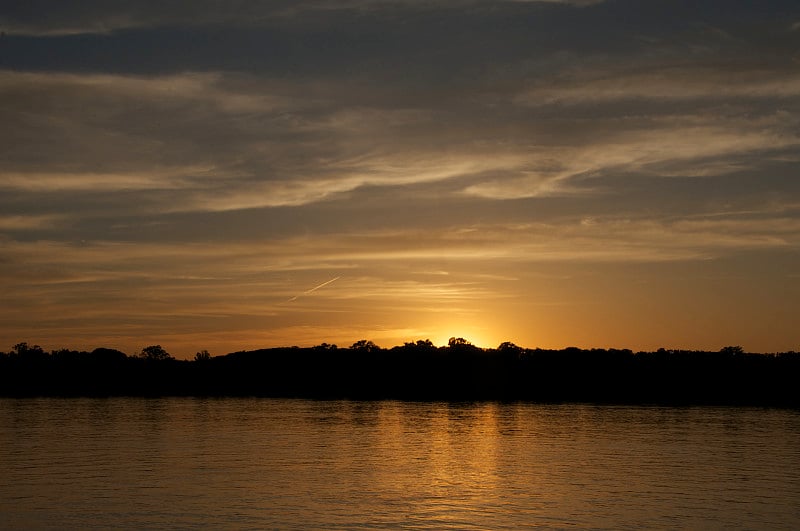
<box><xmin>1</xmin><ymin>399</ymin><xmax>799</xmax><ymax>529</ymax></box>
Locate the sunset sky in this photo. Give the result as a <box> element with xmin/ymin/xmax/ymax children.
<box><xmin>2</xmin><ymin>0</ymin><xmax>799</xmax><ymax>358</ymax></box>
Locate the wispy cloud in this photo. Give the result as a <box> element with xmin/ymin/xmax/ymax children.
<box><xmin>0</xmin><ymin>0</ymin><xmax>606</xmax><ymax>36</ymax></box>
<box><xmin>0</xmin><ymin>214</ymin><xmax>62</xmax><ymax>230</ymax></box>
<box><xmin>3</xmin><ymin>208</ymin><xmax>795</xmax><ymax>292</ymax></box>
<box><xmin>515</xmin><ymin>68</ymin><xmax>800</xmax><ymax>105</ymax></box>
<box><xmin>0</xmin><ymin>167</ymin><xmax>214</xmax><ymax>192</ymax></box>
<box><xmin>5</xmin><ymin>69</ymin><xmax>795</xmax><ymax>216</ymax></box>
<box><xmin>463</xmin><ymin>121</ymin><xmax>799</xmax><ymax>199</ymax></box>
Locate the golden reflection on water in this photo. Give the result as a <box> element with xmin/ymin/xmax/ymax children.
<box><xmin>368</xmin><ymin>402</ymin><xmax>543</xmax><ymax>528</ymax></box>
<box><xmin>2</xmin><ymin>399</ymin><xmax>800</xmax><ymax>529</ymax></box>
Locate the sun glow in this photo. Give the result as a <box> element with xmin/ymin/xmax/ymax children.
<box><xmin>419</xmin><ymin>311</ymin><xmax>512</xmax><ymax>349</ymax></box>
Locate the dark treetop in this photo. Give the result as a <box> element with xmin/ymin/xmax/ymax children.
<box><xmin>1</xmin><ymin>340</ymin><xmax>798</xmax><ymax>406</ymax></box>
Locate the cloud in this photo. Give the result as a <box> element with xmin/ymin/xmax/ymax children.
<box><xmin>0</xmin><ymin>70</ymin><xmax>544</xmax><ymax>212</ymax></box>
<box><xmin>0</xmin><ymin>71</ymin><xmax>290</xmax><ymax>186</ymax></box>
<box><xmin>463</xmin><ymin>120</ymin><xmax>800</xmax><ymax>199</ymax></box>
<box><xmin>2</xmin><ymin>66</ymin><xmax>797</xmax><ymax>237</ymax></box>
<box><xmin>177</xmin><ymin>151</ymin><xmax>541</xmax><ymax>211</ymax></box>
<box><xmin>8</xmin><ymin>206</ymin><xmax>794</xmax><ymax>273</ymax></box>
<box><xmin>0</xmin><ymin>1</ymin><xmax>288</xmax><ymax>36</ymax></box>
<box><xmin>14</xmin><ymin>0</ymin><xmax>791</xmax><ymax>81</ymax></box>
<box><xmin>0</xmin><ymin>0</ymin><xmax>606</xmax><ymax>36</ymax></box>
<box><xmin>0</xmin><ymin>214</ymin><xmax>61</xmax><ymax>230</ymax></box>
<box><xmin>3</xmin><ymin>40</ymin><xmax>799</xmax><ymax>232</ymax></box>
<box><xmin>0</xmin><ymin>167</ymin><xmax>213</xmax><ymax>192</ymax></box>
<box><xmin>515</xmin><ymin>68</ymin><xmax>800</xmax><ymax>105</ymax></box>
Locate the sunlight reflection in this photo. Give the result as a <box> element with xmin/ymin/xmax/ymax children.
<box><xmin>370</xmin><ymin>402</ymin><xmax>506</xmax><ymax>526</ymax></box>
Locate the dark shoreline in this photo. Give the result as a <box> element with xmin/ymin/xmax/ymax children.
<box><xmin>2</xmin><ymin>343</ymin><xmax>798</xmax><ymax>406</ymax></box>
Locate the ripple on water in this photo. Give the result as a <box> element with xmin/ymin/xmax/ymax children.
<box><xmin>1</xmin><ymin>399</ymin><xmax>799</xmax><ymax>529</ymax></box>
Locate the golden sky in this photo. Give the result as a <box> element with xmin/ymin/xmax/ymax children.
<box><xmin>1</xmin><ymin>1</ymin><xmax>799</xmax><ymax>357</ymax></box>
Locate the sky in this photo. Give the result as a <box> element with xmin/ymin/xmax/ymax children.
<box><xmin>1</xmin><ymin>0</ymin><xmax>799</xmax><ymax>358</ymax></box>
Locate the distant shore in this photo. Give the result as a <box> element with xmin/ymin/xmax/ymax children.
<box><xmin>2</xmin><ymin>341</ymin><xmax>798</xmax><ymax>406</ymax></box>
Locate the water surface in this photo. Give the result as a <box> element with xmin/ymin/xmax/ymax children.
<box><xmin>1</xmin><ymin>399</ymin><xmax>799</xmax><ymax>529</ymax></box>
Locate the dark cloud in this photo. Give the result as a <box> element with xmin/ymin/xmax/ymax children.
<box><xmin>3</xmin><ymin>1</ymin><xmax>796</xmax><ymax>75</ymax></box>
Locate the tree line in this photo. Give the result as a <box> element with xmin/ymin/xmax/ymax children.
<box><xmin>1</xmin><ymin>339</ymin><xmax>798</xmax><ymax>406</ymax></box>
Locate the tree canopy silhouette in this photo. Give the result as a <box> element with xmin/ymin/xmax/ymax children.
<box><xmin>350</xmin><ymin>340</ymin><xmax>380</xmax><ymax>353</ymax></box>
<box><xmin>1</xmin><ymin>339</ymin><xmax>798</xmax><ymax>405</ymax></box>
<box><xmin>139</xmin><ymin>345</ymin><xmax>173</xmax><ymax>361</ymax></box>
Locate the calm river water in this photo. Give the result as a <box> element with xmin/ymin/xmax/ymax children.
<box><xmin>1</xmin><ymin>398</ymin><xmax>799</xmax><ymax>529</ymax></box>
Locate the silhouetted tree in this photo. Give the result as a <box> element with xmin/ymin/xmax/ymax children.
<box><xmin>448</xmin><ymin>337</ymin><xmax>472</xmax><ymax>348</ymax></box>
<box><xmin>448</xmin><ymin>338</ymin><xmax>483</xmax><ymax>356</ymax></box>
<box><xmin>1</xmin><ymin>339</ymin><xmax>799</xmax><ymax>405</ymax></box>
<box><xmin>313</xmin><ymin>343</ymin><xmax>338</xmax><ymax>351</ymax></box>
<box><xmin>12</xmin><ymin>342</ymin><xmax>47</xmax><ymax>361</ymax></box>
<box><xmin>497</xmin><ymin>341</ymin><xmax>523</xmax><ymax>361</ymax></box>
<box><xmin>399</xmin><ymin>339</ymin><xmax>436</xmax><ymax>352</ymax></box>
<box><xmin>497</xmin><ymin>341</ymin><xmax>522</xmax><ymax>353</ymax></box>
<box><xmin>139</xmin><ymin>345</ymin><xmax>173</xmax><ymax>361</ymax></box>
<box><xmin>350</xmin><ymin>340</ymin><xmax>380</xmax><ymax>353</ymax></box>
<box><xmin>91</xmin><ymin>348</ymin><xmax>128</xmax><ymax>362</ymax></box>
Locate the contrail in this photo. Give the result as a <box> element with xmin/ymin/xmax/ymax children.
<box><xmin>288</xmin><ymin>276</ymin><xmax>341</xmax><ymax>302</ymax></box>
